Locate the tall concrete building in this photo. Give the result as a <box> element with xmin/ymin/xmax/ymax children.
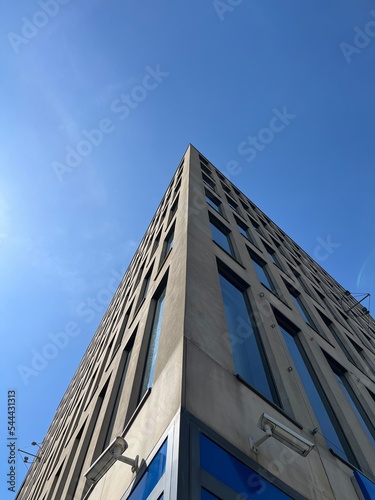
<box><xmin>17</xmin><ymin>145</ymin><xmax>375</xmax><ymax>499</ymax></box>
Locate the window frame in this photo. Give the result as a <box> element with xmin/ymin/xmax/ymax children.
<box><xmin>209</xmin><ymin>215</ymin><xmax>236</xmax><ymax>258</ymax></box>
<box><xmin>217</xmin><ymin>263</ymin><xmax>281</xmax><ymax>407</ymax></box>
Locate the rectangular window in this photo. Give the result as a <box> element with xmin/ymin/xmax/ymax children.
<box><xmin>226</xmin><ymin>195</ymin><xmax>238</xmax><ymax>213</ymax></box>
<box><xmin>161</xmin><ymin>226</ymin><xmax>174</xmax><ymax>263</ymax></box>
<box><xmin>240</xmin><ymin>200</ymin><xmax>249</xmax><ymax>212</ymax></box>
<box><xmin>289</xmin><ymin>290</ymin><xmax>316</xmax><ymax>329</ymax></box>
<box><xmin>210</xmin><ymin>217</ymin><xmax>235</xmax><ymax>257</ymax></box>
<box><xmin>218</xmin><ymin>269</ymin><xmax>280</xmax><ymax>405</ymax></box>
<box><xmin>168</xmin><ymin>195</ymin><xmax>178</xmax><ymax>225</ymax></box>
<box><xmin>201</xmin><ymin>163</ymin><xmax>212</xmax><ymax>176</ymax></box>
<box><xmin>150</xmin><ymin>230</ymin><xmax>161</xmax><ymax>259</ymax></box>
<box><xmin>199</xmin><ymin>154</ymin><xmax>209</xmax><ymax>165</ymax></box>
<box><xmin>328</xmin><ymin>361</ymin><xmax>375</xmax><ymax>447</ymax></box>
<box><xmin>278</xmin><ymin>323</ymin><xmax>357</xmax><ymax>465</ymax></box>
<box><xmin>250</xmin><ymin>218</ymin><xmax>261</xmax><ymax>234</ymax></box>
<box><xmin>200</xmin><ymin>434</ymin><xmax>291</xmax><ymax>499</ymax></box>
<box><xmin>249</xmin><ymin>252</ymin><xmax>276</xmax><ymax>293</ymax></box>
<box><xmin>205</xmin><ymin>190</ymin><xmax>222</xmax><ymax>215</ymax></box>
<box><xmin>221</xmin><ymin>182</ymin><xmax>231</xmax><ymax>194</ymax></box>
<box><xmin>235</xmin><ymin>217</ymin><xmax>250</xmax><ymax>240</ymax></box>
<box><xmin>138</xmin><ymin>266</ymin><xmax>153</xmax><ymax>305</ymax></box>
<box><xmin>127</xmin><ymin>440</ymin><xmax>167</xmax><ymax>500</ymax></box>
<box><xmin>103</xmin><ymin>340</ymin><xmax>134</xmax><ymax>450</ymax></box>
<box><xmin>348</xmin><ymin>338</ymin><xmax>375</xmax><ymax>376</ymax></box>
<box><xmin>265</xmin><ymin>245</ymin><xmax>282</xmax><ymax>268</ymax></box>
<box><xmin>202</xmin><ymin>173</ymin><xmax>215</xmax><ymax>191</ymax></box>
<box><xmin>138</xmin><ymin>284</ymin><xmax>167</xmax><ymax>402</ymax></box>
<box><xmin>318</xmin><ymin>312</ymin><xmax>355</xmax><ymax>364</ymax></box>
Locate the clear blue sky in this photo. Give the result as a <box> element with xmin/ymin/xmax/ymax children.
<box><xmin>1</xmin><ymin>0</ymin><xmax>375</xmax><ymax>493</ymax></box>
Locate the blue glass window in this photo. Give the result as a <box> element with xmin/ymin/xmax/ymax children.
<box><xmin>290</xmin><ymin>293</ymin><xmax>315</xmax><ymax>328</ymax></box>
<box><xmin>250</xmin><ymin>255</ymin><xmax>275</xmax><ymax>292</ymax></box>
<box><xmin>279</xmin><ymin>325</ymin><xmax>357</xmax><ymax>465</ymax></box>
<box><xmin>218</xmin><ymin>273</ymin><xmax>280</xmax><ymax>405</ymax></box>
<box><xmin>210</xmin><ymin>221</ymin><xmax>234</xmax><ymax>257</ymax></box>
<box><xmin>127</xmin><ymin>440</ymin><xmax>167</xmax><ymax>500</ymax></box>
<box><xmin>200</xmin><ymin>435</ymin><xmax>292</xmax><ymax>498</ymax></box>
<box><xmin>354</xmin><ymin>471</ymin><xmax>375</xmax><ymax>500</ymax></box>
<box><xmin>333</xmin><ymin>372</ymin><xmax>375</xmax><ymax>447</ymax></box>
<box><xmin>139</xmin><ymin>286</ymin><xmax>166</xmax><ymax>401</ymax></box>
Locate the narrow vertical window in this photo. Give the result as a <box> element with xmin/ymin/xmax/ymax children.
<box><xmin>318</xmin><ymin>312</ymin><xmax>355</xmax><ymax>364</ymax></box>
<box><xmin>168</xmin><ymin>195</ymin><xmax>178</xmax><ymax>224</ymax></box>
<box><xmin>162</xmin><ymin>226</ymin><xmax>174</xmax><ymax>262</ymax></box>
<box><xmin>265</xmin><ymin>245</ymin><xmax>282</xmax><ymax>268</ymax></box>
<box><xmin>235</xmin><ymin>217</ymin><xmax>250</xmax><ymax>240</ymax></box>
<box><xmin>328</xmin><ymin>360</ymin><xmax>375</xmax><ymax>447</ymax></box>
<box><xmin>138</xmin><ymin>284</ymin><xmax>167</xmax><ymax>402</ymax></box>
<box><xmin>138</xmin><ymin>266</ymin><xmax>153</xmax><ymax>305</ymax></box>
<box><xmin>102</xmin><ymin>340</ymin><xmax>134</xmax><ymax>450</ymax></box>
<box><xmin>250</xmin><ymin>218</ymin><xmax>261</xmax><ymax>234</ymax></box>
<box><xmin>226</xmin><ymin>195</ymin><xmax>239</xmax><ymax>213</ymax></box>
<box><xmin>150</xmin><ymin>230</ymin><xmax>161</xmax><ymax>259</ymax></box>
<box><xmin>210</xmin><ymin>217</ymin><xmax>235</xmax><ymax>257</ymax></box>
<box><xmin>249</xmin><ymin>252</ymin><xmax>276</xmax><ymax>293</ymax></box>
<box><xmin>218</xmin><ymin>269</ymin><xmax>280</xmax><ymax>405</ymax></box>
<box><xmin>206</xmin><ymin>190</ymin><xmax>222</xmax><ymax>214</ymax></box>
<box><xmin>278</xmin><ymin>324</ymin><xmax>357</xmax><ymax>466</ymax></box>
<box><xmin>289</xmin><ymin>290</ymin><xmax>316</xmax><ymax>328</ymax></box>
<box><xmin>202</xmin><ymin>173</ymin><xmax>216</xmax><ymax>191</ymax></box>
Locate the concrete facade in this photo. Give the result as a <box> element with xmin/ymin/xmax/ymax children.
<box><xmin>17</xmin><ymin>145</ymin><xmax>375</xmax><ymax>499</ymax></box>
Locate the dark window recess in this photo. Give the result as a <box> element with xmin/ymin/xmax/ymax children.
<box><xmin>138</xmin><ymin>267</ymin><xmax>153</xmax><ymax>304</ymax></box>
<box><xmin>162</xmin><ymin>227</ymin><xmax>174</xmax><ymax>261</ymax></box>
<box><xmin>250</xmin><ymin>219</ymin><xmax>261</xmax><ymax>234</ymax></box>
<box><xmin>102</xmin><ymin>340</ymin><xmax>134</xmax><ymax>449</ymax></box>
<box><xmin>201</xmin><ymin>163</ymin><xmax>212</xmax><ymax>176</ymax></box>
<box><xmin>206</xmin><ymin>191</ymin><xmax>222</xmax><ymax>214</ymax></box>
<box><xmin>236</xmin><ymin>218</ymin><xmax>250</xmax><ymax>239</ymax></box>
<box><xmin>202</xmin><ymin>173</ymin><xmax>216</xmax><ymax>191</ymax></box>
<box><xmin>199</xmin><ymin>154</ymin><xmax>209</xmax><ymax>166</ymax></box>
<box><xmin>221</xmin><ymin>182</ymin><xmax>231</xmax><ymax>194</ymax></box>
<box><xmin>226</xmin><ymin>195</ymin><xmax>238</xmax><ymax>212</ymax></box>
<box><xmin>168</xmin><ymin>196</ymin><xmax>178</xmax><ymax>224</ymax></box>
